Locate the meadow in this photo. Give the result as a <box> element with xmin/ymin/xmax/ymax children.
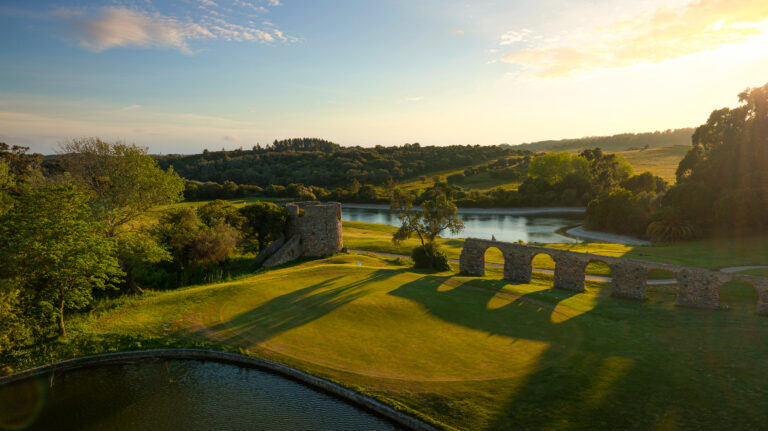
<box><xmin>11</xmin><ymin>253</ymin><xmax>767</xmax><ymax>430</ymax></box>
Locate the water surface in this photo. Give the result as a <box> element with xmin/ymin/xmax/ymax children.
<box><xmin>343</xmin><ymin>205</ymin><xmax>584</xmax><ymax>244</ymax></box>
<box><xmin>0</xmin><ymin>360</ymin><xmax>402</xmax><ymax>431</ymax></box>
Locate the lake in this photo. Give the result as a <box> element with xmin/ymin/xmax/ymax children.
<box><xmin>342</xmin><ymin>205</ymin><xmax>585</xmax><ymax>244</ymax></box>
<box><xmin>0</xmin><ymin>360</ymin><xmax>402</xmax><ymax>431</ymax></box>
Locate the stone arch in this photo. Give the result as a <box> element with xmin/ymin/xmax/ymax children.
<box><xmin>717</xmin><ymin>279</ymin><xmax>759</xmax><ymax>312</ymax></box>
<box><xmin>584</xmin><ymin>258</ymin><xmax>612</xmax><ymax>281</ymax></box>
<box><xmin>643</xmin><ymin>265</ymin><xmax>677</xmax><ymax>299</ymax></box>
<box><xmin>483</xmin><ymin>246</ymin><xmax>506</xmax><ymax>278</ymax></box>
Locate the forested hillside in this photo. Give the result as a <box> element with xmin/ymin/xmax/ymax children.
<box><xmin>155</xmin><ymin>140</ymin><xmax>519</xmax><ymax>188</ymax></box>
<box><xmin>514</xmin><ymin>128</ymin><xmax>694</xmax><ymax>153</ymax></box>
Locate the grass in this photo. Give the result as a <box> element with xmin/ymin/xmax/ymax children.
<box><xmin>342</xmin><ymin>220</ymin><xmax>768</xmax><ymax>274</ymax></box>
<box><xmin>7</xmin><ymin>254</ymin><xmax>768</xmax><ymax>430</ymax></box>
<box><xmin>617</xmin><ymin>145</ymin><xmax>689</xmax><ymax>183</ymax></box>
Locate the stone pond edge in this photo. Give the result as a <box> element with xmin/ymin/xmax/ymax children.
<box><xmin>0</xmin><ymin>348</ymin><xmax>439</xmax><ymax>431</ymax></box>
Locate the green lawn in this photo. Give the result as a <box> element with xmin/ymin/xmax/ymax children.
<box><xmin>14</xmin><ymin>254</ymin><xmax>768</xmax><ymax>430</ymax></box>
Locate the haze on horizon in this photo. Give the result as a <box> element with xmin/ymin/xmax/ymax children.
<box><xmin>1</xmin><ymin>0</ymin><xmax>768</xmax><ymax>154</ymax></box>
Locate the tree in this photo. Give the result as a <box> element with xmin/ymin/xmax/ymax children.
<box><xmin>656</xmin><ymin>82</ymin><xmax>768</xmax><ymax>234</ymax></box>
<box><xmin>58</xmin><ymin>138</ymin><xmax>185</xmax><ymax>236</ymax></box>
<box><xmin>0</xmin><ymin>185</ymin><xmax>122</xmax><ymax>336</ymax></box>
<box><xmin>197</xmin><ymin>199</ymin><xmax>246</xmax><ymax>229</ymax></box>
<box><xmin>58</xmin><ymin>138</ymin><xmax>185</xmax><ymax>292</ymax></box>
<box><xmin>391</xmin><ymin>185</ymin><xmax>463</xmax><ymax>268</ymax></box>
<box><xmin>579</xmin><ymin>148</ymin><xmax>633</xmax><ymax>195</ymax></box>
<box><xmin>154</xmin><ymin>208</ymin><xmax>240</xmax><ymax>268</ymax></box>
<box><xmin>528</xmin><ymin>151</ymin><xmax>589</xmax><ymax>185</ymax></box>
<box><xmin>238</xmin><ymin>202</ymin><xmax>289</xmax><ymax>252</ymax></box>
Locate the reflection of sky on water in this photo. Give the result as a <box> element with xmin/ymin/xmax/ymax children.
<box><xmin>343</xmin><ymin>207</ymin><xmax>583</xmax><ymax>244</ymax></box>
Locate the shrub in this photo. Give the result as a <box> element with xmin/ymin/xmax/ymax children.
<box><xmin>411</xmin><ymin>243</ymin><xmax>450</xmax><ymax>271</ymax></box>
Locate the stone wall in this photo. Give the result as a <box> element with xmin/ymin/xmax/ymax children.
<box><xmin>261</xmin><ymin>201</ymin><xmax>343</xmax><ymax>268</ymax></box>
<box><xmin>459</xmin><ymin>237</ymin><xmax>768</xmax><ymax>315</ymax></box>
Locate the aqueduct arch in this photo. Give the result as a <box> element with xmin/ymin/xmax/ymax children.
<box><xmin>459</xmin><ymin>238</ymin><xmax>768</xmax><ymax>315</ymax></box>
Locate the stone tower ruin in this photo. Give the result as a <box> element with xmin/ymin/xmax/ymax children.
<box><xmin>260</xmin><ymin>201</ymin><xmax>343</xmax><ymax>268</ymax></box>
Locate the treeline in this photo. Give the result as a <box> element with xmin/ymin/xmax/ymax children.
<box><xmin>515</xmin><ymin>128</ymin><xmax>694</xmax><ymax>153</ymax></box>
<box><xmin>154</xmin><ymin>140</ymin><xmax>519</xmax><ymax>188</ymax></box>
<box><xmin>585</xmin><ymin>83</ymin><xmax>768</xmax><ymax>240</ymax></box>
<box><xmin>0</xmin><ymin>139</ymin><xmax>290</xmax><ymax>354</ymax></box>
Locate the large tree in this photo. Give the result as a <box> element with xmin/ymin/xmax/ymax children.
<box><xmin>58</xmin><ymin>138</ymin><xmax>185</xmax><ymax>292</ymax></box>
<box><xmin>0</xmin><ymin>185</ymin><xmax>123</xmax><ymax>336</ymax></box>
<box><xmin>656</xmin><ymin>82</ymin><xmax>768</xmax><ymax>236</ymax></box>
<box><xmin>391</xmin><ymin>184</ymin><xmax>464</xmax><ymax>254</ymax></box>
<box><xmin>59</xmin><ymin>138</ymin><xmax>185</xmax><ymax>236</ymax></box>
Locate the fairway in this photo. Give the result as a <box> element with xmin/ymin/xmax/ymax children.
<box><xmin>90</xmin><ymin>254</ymin><xmax>768</xmax><ymax>430</ymax></box>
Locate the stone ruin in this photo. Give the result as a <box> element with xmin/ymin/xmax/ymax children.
<box><xmin>459</xmin><ymin>237</ymin><xmax>768</xmax><ymax>315</ymax></box>
<box><xmin>257</xmin><ymin>201</ymin><xmax>344</xmax><ymax>268</ymax></box>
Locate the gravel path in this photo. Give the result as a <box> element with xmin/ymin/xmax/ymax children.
<box><xmin>564</xmin><ymin>226</ymin><xmax>651</xmax><ymax>245</ymax></box>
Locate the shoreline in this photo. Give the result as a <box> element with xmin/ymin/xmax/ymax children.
<box><xmin>342</xmin><ymin>203</ymin><xmax>586</xmax><ymax>216</ymax></box>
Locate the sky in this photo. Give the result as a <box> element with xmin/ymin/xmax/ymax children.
<box><xmin>1</xmin><ymin>0</ymin><xmax>768</xmax><ymax>154</ymax></box>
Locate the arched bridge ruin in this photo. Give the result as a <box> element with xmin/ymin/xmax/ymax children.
<box><xmin>459</xmin><ymin>238</ymin><xmax>768</xmax><ymax>315</ymax></box>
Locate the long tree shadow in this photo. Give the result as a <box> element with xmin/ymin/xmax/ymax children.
<box><xmin>390</xmin><ymin>274</ymin><xmax>768</xmax><ymax>430</ymax></box>
<box><xmin>194</xmin><ymin>268</ymin><xmax>406</xmax><ymax>345</ymax></box>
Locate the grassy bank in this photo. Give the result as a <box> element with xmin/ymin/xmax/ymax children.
<box><xmin>6</xmin><ymin>254</ymin><xmax>767</xmax><ymax>430</ymax></box>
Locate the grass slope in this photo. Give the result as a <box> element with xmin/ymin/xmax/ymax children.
<box><xmin>20</xmin><ymin>254</ymin><xmax>768</xmax><ymax>430</ymax></box>
<box><xmin>617</xmin><ymin>145</ymin><xmax>689</xmax><ymax>183</ymax></box>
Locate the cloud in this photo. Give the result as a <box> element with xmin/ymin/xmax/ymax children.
<box><xmin>485</xmin><ymin>48</ymin><xmax>499</xmax><ymax>54</ymax></box>
<box><xmin>224</xmin><ymin>135</ymin><xmax>243</xmax><ymax>142</ymax></box>
<box><xmin>55</xmin><ymin>4</ymin><xmax>293</xmax><ymax>53</ymax></box>
<box><xmin>406</xmin><ymin>96</ymin><xmax>424</xmax><ymax>102</ymax></box>
<box><xmin>450</xmin><ymin>28</ymin><xmax>465</xmax><ymax>35</ymax></box>
<box><xmin>121</xmin><ymin>104</ymin><xmax>141</xmax><ymax>111</ymax></box>
<box><xmin>501</xmin><ymin>0</ymin><xmax>768</xmax><ymax>77</ymax></box>
<box><xmin>499</xmin><ymin>29</ymin><xmax>530</xmax><ymax>46</ymax></box>
<box><xmin>56</xmin><ymin>7</ymin><xmax>214</xmax><ymax>53</ymax></box>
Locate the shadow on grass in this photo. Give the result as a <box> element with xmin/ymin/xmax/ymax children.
<box><xmin>389</xmin><ymin>273</ymin><xmax>768</xmax><ymax>430</ymax></box>
<box><xmin>194</xmin><ymin>268</ymin><xmax>407</xmax><ymax>345</ymax></box>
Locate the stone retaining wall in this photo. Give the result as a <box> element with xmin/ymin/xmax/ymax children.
<box><xmin>460</xmin><ymin>237</ymin><xmax>768</xmax><ymax>314</ymax></box>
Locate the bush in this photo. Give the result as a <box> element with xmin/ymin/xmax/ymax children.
<box><xmin>411</xmin><ymin>244</ymin><xmax>450</xmax><ymax>271</ymax></box>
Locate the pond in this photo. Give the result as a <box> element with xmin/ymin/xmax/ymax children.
<box><xmin>343</xmin><ymin>205</ymin><xmax>585</xmax><ymax>244</ymax></box>
<box><xmin>0</xmin><ymin>360</ymin><xmax>402</xmax><ymax>431</ymax></box>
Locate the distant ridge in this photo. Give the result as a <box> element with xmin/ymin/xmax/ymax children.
<box><xmin>510</xmin><ymin>128</ymin><xmax>694</xmax><ymax>153</ymax></box>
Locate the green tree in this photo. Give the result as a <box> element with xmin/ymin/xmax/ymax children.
<box><xmin>579</xmin><ymin>148</ymin><xmax>633</xmax><ymax>195</ymax></box>
<box><xmin>59</xmin><ymin>138</ymin><xmax>185</xmax><ymax>236</ymax></box>
<box><xmin>58</xmin><ymin>138</ymin><xmax>185</xmax><ymax>292</ymax></box>
<box><xmin>528</xmin><ymin>151</ymin><xmax>590</xmax><ymax>185</ymax></box>
<box><xmin>238</xmin><ymin>201</ymin><xmax>289</xmax><ymax>252</ymax></box>
<box><xmin>197</xmin><ymin>199</ymin><xmax>246</xmax><ymax>229</ymax></box>
<box><xmin>391</xmin><ymin>185</ymin><xmax>463</xmax><ymax>268</ymax></box>
<box><xmin>154</xmin><ymin>208</ymin><xmax>240</xmax><ymax>268</ymax></box>
<box><xmin>0</xmin><ymin>185</ymin><xmax>123</xmax><ymax>336</ymax></box>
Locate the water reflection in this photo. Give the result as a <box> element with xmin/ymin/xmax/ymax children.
<box><xmin>0</xmin><ymin>360</ymin><xmax>402</xmax><ymax>431</ymax></box>
<box><xmin>343</xmin><ymin>207</ymin><xmax>583</xmax><ymax>244</ymax></box>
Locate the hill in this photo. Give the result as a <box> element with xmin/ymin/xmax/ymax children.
<box><xmin>513</xmin><ymin>128</ymin><xmax>694</xmax><ymax>153</ymax></box>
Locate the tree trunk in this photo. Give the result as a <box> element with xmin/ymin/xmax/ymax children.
<box><xmin>58</xmin><ymin>298</ymin><xmax>66</xmax><ymax>337</ymax></box>
<box><xmin>125</xmin><ymin>267</ymin><xmax>143</xmax><ymax>294</ymax></box>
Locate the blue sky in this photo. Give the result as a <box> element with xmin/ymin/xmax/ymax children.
<box><xmin>2</xmin><ymin>0</ymin><xmax>768</xmax><ymax>153</ymax></box>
